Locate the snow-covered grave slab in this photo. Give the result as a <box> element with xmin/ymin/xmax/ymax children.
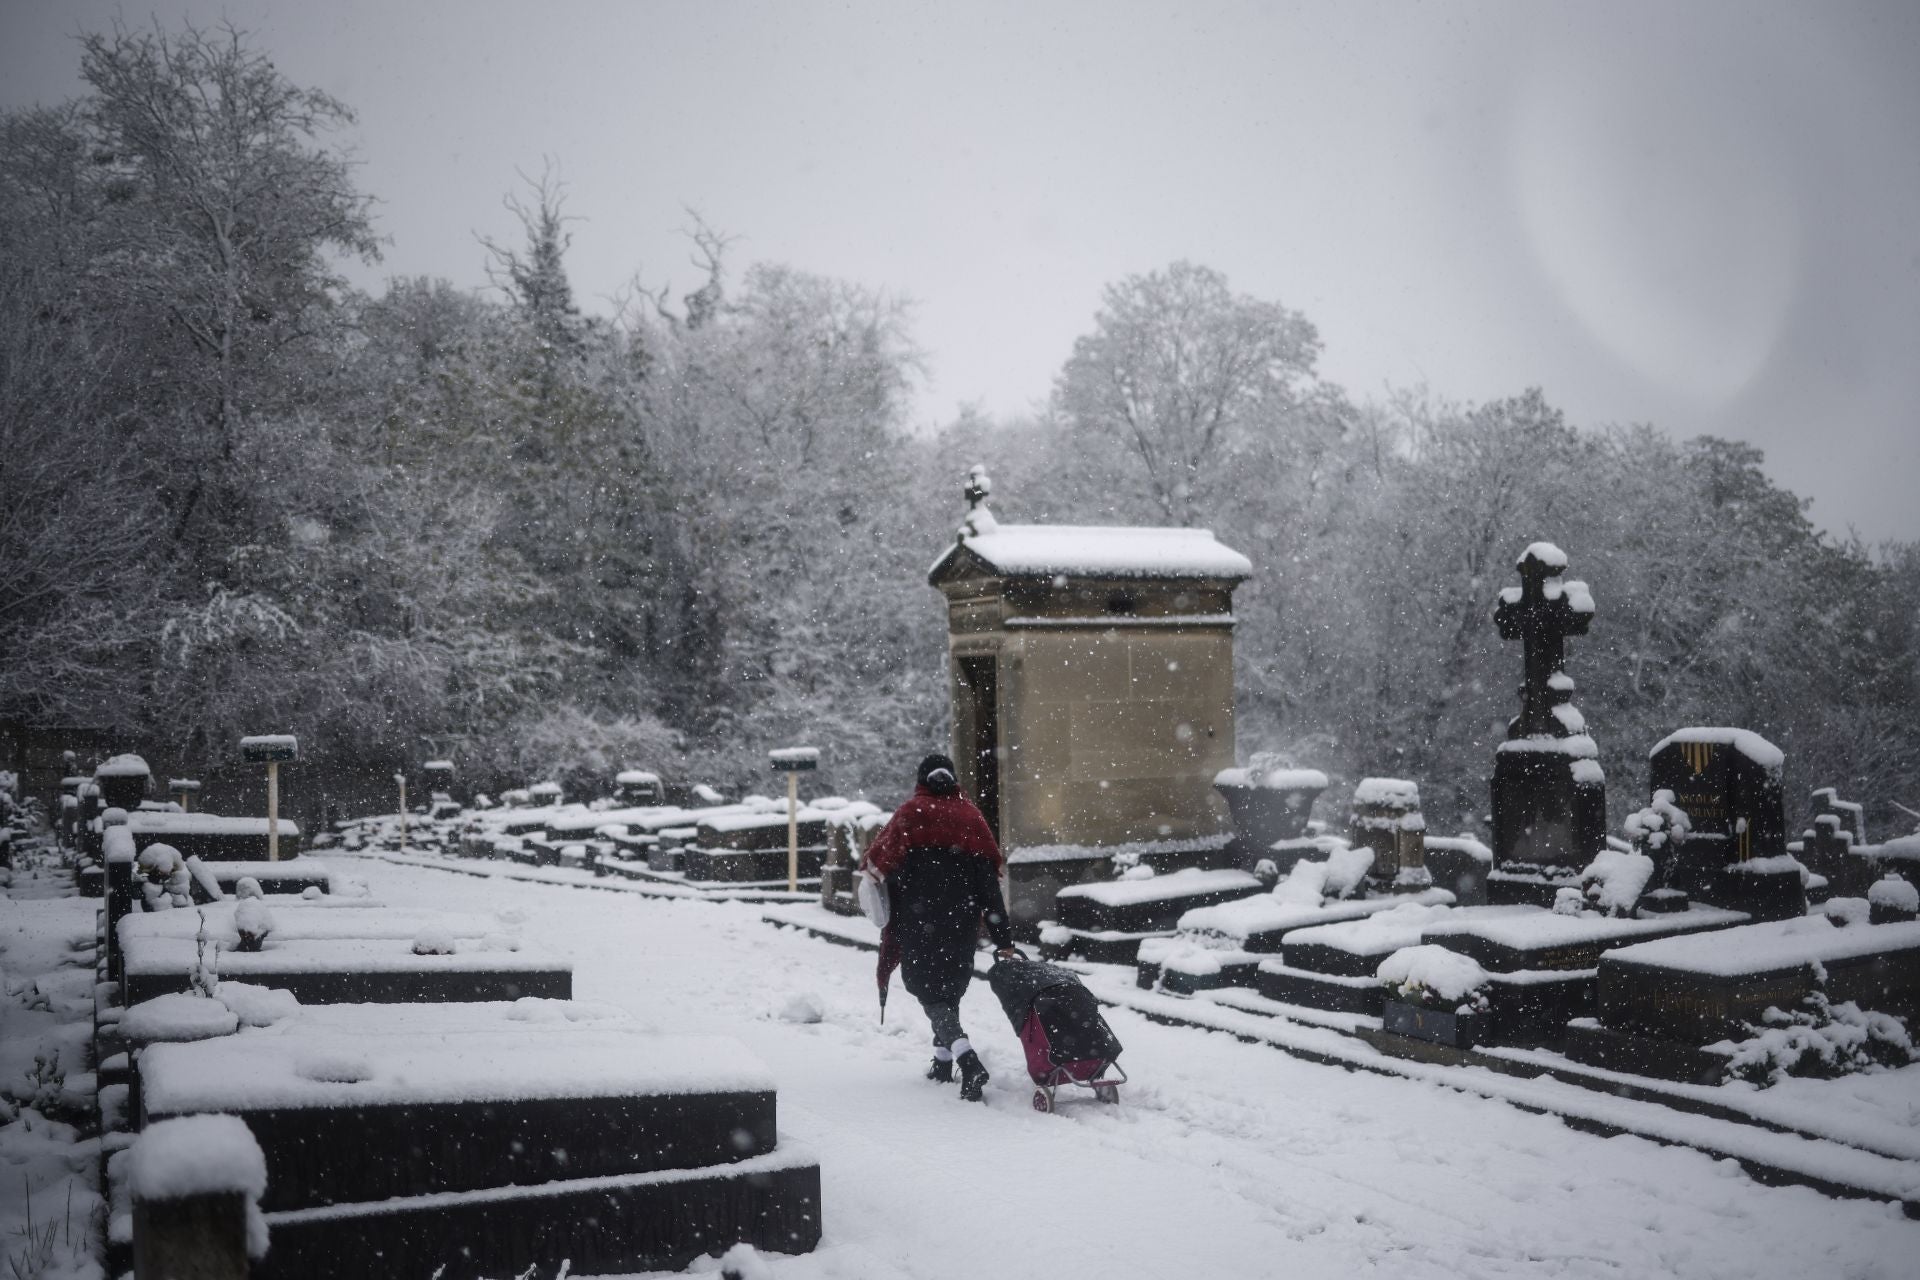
<box><xmin>1280</xmin><ymin>903</ymin><xmax>1536</xmax><ymax>978</ymax></box>
<box><xmin>126</xmin><ymin>811</ymin><xmax>303</xmax><ymax>861</ymax></box>
<box><xmin>259</xmin><ymin>1144</ymin><xmax>822</xmax><ymax>1280</ymax></box>
<box><xmin>1175</xmin><ymin>885</ymin><xmax>1456</xmax><ymax>954</ymax></box>
<box><xmin>1246</xmin><ymin>904</ymin><xmax>1528</xmax><ymax>1016</ymax></box>
<box><xmin>141</xmin><ymin>1025</ymin><xmax>779</xmax><ymax>1212</ymax></box>
<box><xmin>121</xmin><ymin>934</ymin><xmax>570</xmax><ymax>1006</ymax></box>
<box><xmin>489</xmin><ymin>802</ymin><xmax>588</xmax><ymax>837</ymax></box>
<box><xmin>187</xmin><ymin>859</ymin><xmax>332</xmax><ymax>899</ymax></box>
<box><xmin>542</xmin><ymin>804</ymin><xmax>684</xmax><ymax>839</ymax></box>
<box><xmin>119</xmin><ymin>905</ymin><xmax>502</xmax><ymax>952</ymax></box>
<box><xmin>1595</xmin><ymin>916</ymin><xmax>1920</xmax><ymax>1043</ymax></box>
<box><xmin>1055</xmin><ymin>867</ymin><xmax>1264</xmax><ymax>936</ymax></box>
<box><xmin>1420</xmin><ymin>902</ymin><xmax>1750</xmax><ymax>972</ymax></box>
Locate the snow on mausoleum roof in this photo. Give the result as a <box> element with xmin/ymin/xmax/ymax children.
<box><xmin>931</xmin><ymin>524</ymin><xmax>1252</xmax><ymax>582</ymax></box>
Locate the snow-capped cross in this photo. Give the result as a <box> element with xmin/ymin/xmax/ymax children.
<box><xmin>1494</xmin><ymin>542</ymin><xmax>1594</xmax><ymax>740</ymax></box>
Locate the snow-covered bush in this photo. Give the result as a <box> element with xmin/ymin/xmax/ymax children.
<box><xmin>1718</xmin><ymin>993</ymin><xmax>1918</xmax><ymax>1088</ymax></box>
<box><xmin>1552</xmin><ymin>886</ymin><xmax>1588</xmax><ymax>916</ymax></box>
<box><xmin>1377</xmin><ymin>945</ymin><xmax>1491</xmax><ymax>1014</ymax></box>
<box><xmin>1624</xmin><ymin>790</ymin><xmax>1690</xmax><ymax>857</ymax></box>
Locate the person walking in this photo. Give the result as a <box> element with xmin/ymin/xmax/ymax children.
<box><xmin>863</xmin><ymin>753</ymin><xmax>1015</xmax><ymax>1102</ymax></box>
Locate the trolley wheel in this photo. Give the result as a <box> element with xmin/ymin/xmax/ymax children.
<box><xmin>1031</xmin><ymin>1087</ymin><xmax>1054</xmax><ymax>1113</ymax></box>
<box><xmin>1094</xmin><ymin>1084</ymin><xmax>1120</xmax><ymax>1105</ymax></box>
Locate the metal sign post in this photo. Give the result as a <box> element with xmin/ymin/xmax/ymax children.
<box><xmin>768</xmin><ymin>747</ymin><xmax>820</xmax><ymax>892</ymax></box>
<box><xmin>239</xmin><ymin>736</ymin><xmax>298</xmax><ymax>861</ymax></box>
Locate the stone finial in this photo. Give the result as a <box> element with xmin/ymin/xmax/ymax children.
<box><xmin>959</xmin><ymin>465</ymin><xmax>997</xmax><ymax>537</ymax></box>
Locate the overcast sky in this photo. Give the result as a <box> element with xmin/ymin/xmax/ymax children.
<box><xmin>5</xmin><ymin>0</ymin><xmax>1916</xmax><ymax>542</ymax></box>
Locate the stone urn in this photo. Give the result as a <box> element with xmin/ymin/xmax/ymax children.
<box><xmin>1213</xmin><ymin>760</ymin><xmax>1328</xmax><ymax>871</ymax></box>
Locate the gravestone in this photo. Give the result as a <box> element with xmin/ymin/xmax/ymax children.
<box><xmin>422</xmin><ymin>760</ymin><xmax>457</xmax><ymax>815</ymax></box>
<box><xmin>1488</xmin><ymin>543</ymin><xmax>1606</xmax><ymax>904</ymax></box>
<box><xmin>615</xmin><ymin>769</ymin><xmax>664</xmax><ymax>806</ymax></box>
<box><xmin>1348</xmin><ymin>778</ymin><xmax>1427</xmax><ymax>890</ymax></box>
<box><xmin>1648</xmin><ymin>727</ymin><xmax>1802</xmax><ymax>920</ymax></box>
<box><xmin>1793</xmin><ymin>786</ymin><xmax>1869</xmax><ymax>896</ymax></box>
<box><xmin>927</xmin><ymin>466</ymin><xmax>1251</xmax><ymax>934</ymax></box>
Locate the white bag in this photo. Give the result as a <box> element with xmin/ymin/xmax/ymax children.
<box><xmin>856</xmin><ymin>870</ymin><xmax>891</xmax><ymax>929</ymax></box>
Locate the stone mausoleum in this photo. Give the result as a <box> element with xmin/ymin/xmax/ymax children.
<box><xmin>927</xmin><ymin>468</ymin><xmax>1252</xmax><ymax>932</ymax></box>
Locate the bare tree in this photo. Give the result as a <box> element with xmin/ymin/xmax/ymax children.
<box><xmin>1054</xmin><ymin>261</ymin><xmax>1321</xmax><ymax>526</ymax></box>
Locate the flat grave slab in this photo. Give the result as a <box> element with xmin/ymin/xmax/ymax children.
<box><xmin>122</xmin><ymin>935</ymin><xmax>570</xmax><ymax>1005</ymax></box>
<box><xmin>1595</xmin><ymin>916</ymin><xmax>1920</xmax><ymax>1043</ymax></box>
<box><xmin>187</xmin><ymin>860</ymin><xmax>331</xmax><ymax>899</ymax></box>
<box><xmin>127</xmin><ymin>813</ymin><xmax>302</xmax><ymax>861</ymax></box>
<box><xmin>141</xmin><ymin>1026</ymin><xmax>778</xmax><ymax>1211</ymax></box>
<box><xmin>681</xmin><ymin>845</ymin><xmax>826</xmax><ymax>882</ymax></box>
<box><xmin>1175</xmin><ymin>887</ymin><xmax>1454</xmax><ymax>954</ymax></box>
<box><xmin>1281</xmin><ymin>903</ymin><xmax>1535</xmax><ymax>978</ymax></box>
<box><xmin>257</xmin><ymin>1145</ymin><xmax>822</xmax><ymax>1280</ymax></box>
<box><xmin>1055</xmin><ymin>868</ymin><xmax>1264</xmax><ymax>935</ymax></box>
<box><xmin>1420</xmin><ymin>903</ymin><xmax>1749</xmax><ymax>972</ymax></box>
<box><xmin>119</xmin><ymin>905</ymin><xmax>502</xmax><ymax>953</ymax></box>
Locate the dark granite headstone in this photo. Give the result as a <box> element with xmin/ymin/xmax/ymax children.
<box><xmin>615</xmin><ymin>770</ymin><xmax>664</xmax><ymax>806</ymax></box>
<box><xmin>1488</xmin><ymin>544</ymin><xmax>1606</xmax><ymax>903</ymax></box>
<box><xmin>1648</xmin><ymin>728</ymin><xmax>1799</xmax><ymax>918</ymax></box>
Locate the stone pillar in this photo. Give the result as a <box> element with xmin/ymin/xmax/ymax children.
<box><xmin>128</xmin><ymin>1115</ymin><xmax>266</xmax><ymax>1280</ymax></box>
<box><xmin>1349</xmin><ymin>778</ymin><xmax>1427</xmax><ymax>890</ymax></box>
<box><xmin>133</xmin><ymin>1192</ymin><xmax>252</xmax><ymax>1280</ymax></box>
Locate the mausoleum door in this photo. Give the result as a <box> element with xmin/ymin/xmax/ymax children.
<box><xmin>957</xmin><ymin>655</ymin><xmax>1000</xmax><ymax>840</ymax></box>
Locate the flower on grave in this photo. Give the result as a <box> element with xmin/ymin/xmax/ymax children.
<box><xmin>136</xmin><ymin>843</ymin><xmax>192</xmax><ymax>909</ymax></box>
<box><xmin>233</xmin><ymin>898</ymin><xmax>274</xmax><ymax>952</ymax></box>
<box><xmin>1624</xmin><ymin>790</ymin><xmax>1691</xmax><ymax>857</ymax></box>
<box><xmin>1377</xmin><ymin>945</ymin><xmax>1491</xmax><ymax>1015</ymax></box>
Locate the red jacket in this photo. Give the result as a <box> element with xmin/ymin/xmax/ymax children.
<box><xmin>865</xmin><ymin>783</ymin><xmax>1003</xmax><ymax>878</ymax></box>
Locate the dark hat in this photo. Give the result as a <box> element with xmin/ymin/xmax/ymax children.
<box><xmin>917</xmin><ymin>753</ymin><xmax>959</xmax><ymax>795</ymax></box>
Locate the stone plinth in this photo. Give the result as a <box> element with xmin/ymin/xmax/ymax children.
<box><xmin>1489</xmin><ymin>743</ymin><xmax>1606</xmax><ymax>903</ymax></box>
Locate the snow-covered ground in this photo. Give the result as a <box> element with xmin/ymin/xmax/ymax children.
<box><xmin>5</xmin><ymin>844</ymin><xmax>1917</xmax><ymax>1279</ymax></box>
<box><xmin>334</xmin><ymin>853</ymin><xmax>1917</xmax><ymax>1279</ymax></box>
<box><xmin>0</xmin><ymin>854</ymin><xmax>104</xmax><ymax>1280</ymax></box>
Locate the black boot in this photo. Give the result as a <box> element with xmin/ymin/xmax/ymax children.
<box><xmin>957</xmin><ymin>1049</ymin><xmax>989</xmax><ymax>1102</ymax></box>
<box><xmin>926</xmin><ymin>1056</ymin><xmax>953</xmax><ymax>1084</ymax></box>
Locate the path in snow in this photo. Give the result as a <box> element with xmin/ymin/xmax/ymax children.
<box><xmin>342</xmin><ymin>855</ymin><xmax>1918</xmax><ymax>1279</ymax></box>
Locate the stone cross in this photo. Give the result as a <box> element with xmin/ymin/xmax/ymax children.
<box><xmin>963</xmin><ymin>464</ymin><xmax>992</xmax><ymax>511</ymax></box>
<box><xmin>1495</xmin><ymin>545</ymin><xmax>1592</xmax><ymax>739</ymax></box>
